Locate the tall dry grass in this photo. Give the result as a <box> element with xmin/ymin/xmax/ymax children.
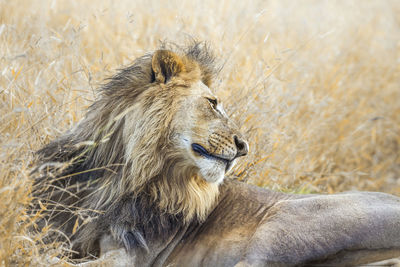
<box><xmin>1</xmin><ymin>0</ymin><xmax>399</xmax><ymax>265</ymax></box>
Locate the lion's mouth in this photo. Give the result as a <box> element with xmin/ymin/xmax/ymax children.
<box><xmin>191</xmin><ymin>143</ymin><xmax>233</xmax><ymax>172</ymax></box>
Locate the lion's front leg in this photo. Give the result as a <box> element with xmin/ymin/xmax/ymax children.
<box><xmin>240</xmin><ymin>192</ymin><xmax>400</xmax><ymax>266</ymax></box>
<box><xmin>77</xmin><ymin>248</ymin><xmax>132</xmax><ymax>267</ymax></box>
<box><xmin>76</xmin><ymin>235</ymin><xmax>133</xmax><ymax>267</ymax></box>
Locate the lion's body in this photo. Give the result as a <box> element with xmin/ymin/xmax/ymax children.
<box><xmin>76</xmin><ymin>179</ymin><xmax>400</xmax><ymax>266</ymax></box>
<box><xmin>166</xmin><ymin>180</ymin><xmax>400</xmax><ymax>266</ymax></box>
<box><xmin>33</xmin><ymin>43</ymin><xmax>400</xmax><ymax>266</ymax></box>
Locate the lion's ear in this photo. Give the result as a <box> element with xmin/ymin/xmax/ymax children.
<box><xmin>151</xmin><ymin>50</ymin><xmax>186</xmax><ymax>84</ymax></box>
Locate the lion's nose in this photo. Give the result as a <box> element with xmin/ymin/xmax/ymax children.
<box><xmin>234</xmin><ymin>135</ymin><xmax>249</xmax><ymax>158</ymax></box>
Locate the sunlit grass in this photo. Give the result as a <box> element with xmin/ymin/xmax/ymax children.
<box><xmin>1</xmin><ymin>0</ymin><xmax>399</xmax><ymax>264</ymax></box>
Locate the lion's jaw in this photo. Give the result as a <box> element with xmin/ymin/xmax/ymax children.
<box><xmin>195</xmin><ymin>156</ymin><xmax>226</xmax><ymax>184</ymax></box>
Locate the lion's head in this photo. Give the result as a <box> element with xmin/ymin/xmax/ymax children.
<box><xmin>150</xmin><ymin>49</ymin><xmax>248</xmax><ymax>184</ymax></box>
<box><xmin>34</xmin><ymin>43</ymin><xmax>248</xmax><ymax>245</ymax></box>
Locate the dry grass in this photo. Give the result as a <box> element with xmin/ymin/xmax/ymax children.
<box><xmin>1</xmin><ymin>0</ymin><xmax>399</xmax><ymax>265</ymax></box>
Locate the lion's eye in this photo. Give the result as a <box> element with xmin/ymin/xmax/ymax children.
<box><xmin>206</xmin><ymin>97</ymin><xmax>218</xmax><ymax>109</ymax></box>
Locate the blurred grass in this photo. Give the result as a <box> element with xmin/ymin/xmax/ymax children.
<box><xmin>1</xmin><ymin>0</ymin><xmax>399</xmax><ymax>264</ymax></box>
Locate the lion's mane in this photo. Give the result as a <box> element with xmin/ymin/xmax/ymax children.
<box><xmin>33</xmin><ymin>42</ymin><xmax>220</xmax><ymax>256</ymax></box>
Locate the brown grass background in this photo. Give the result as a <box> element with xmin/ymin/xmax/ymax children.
<box><xmin>1</xmin><ymin>0</ymin><xmax>399</xmax><ymax>265</ymax></box>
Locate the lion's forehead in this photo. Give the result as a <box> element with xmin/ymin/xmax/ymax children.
<box><xmin>192</xmin><ymin>80</ymin><xmax>214</xmax><ymax>96</ymax></box>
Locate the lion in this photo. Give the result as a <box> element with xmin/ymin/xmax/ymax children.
<box><xmin>33</xmin><ymin>42</ymin><xmax>400</xmax><ymax>266</ymax></box>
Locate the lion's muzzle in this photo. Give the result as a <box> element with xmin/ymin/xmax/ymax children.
<box><xmin>191</xmin><ymin>133</ymin><xmax>248</xmax><ymax>164</ymax></box>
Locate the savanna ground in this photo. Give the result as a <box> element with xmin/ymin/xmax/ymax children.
<box><xmin>1</xmin><ymin>0</ymin><xmax>399</xmax><ymax>265</ymax></box>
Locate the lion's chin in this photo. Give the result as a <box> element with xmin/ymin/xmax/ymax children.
<box><xmin>196</xmin><ymin>158</ymin><xmax>227</xmax><ymax>184</ymax></box>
